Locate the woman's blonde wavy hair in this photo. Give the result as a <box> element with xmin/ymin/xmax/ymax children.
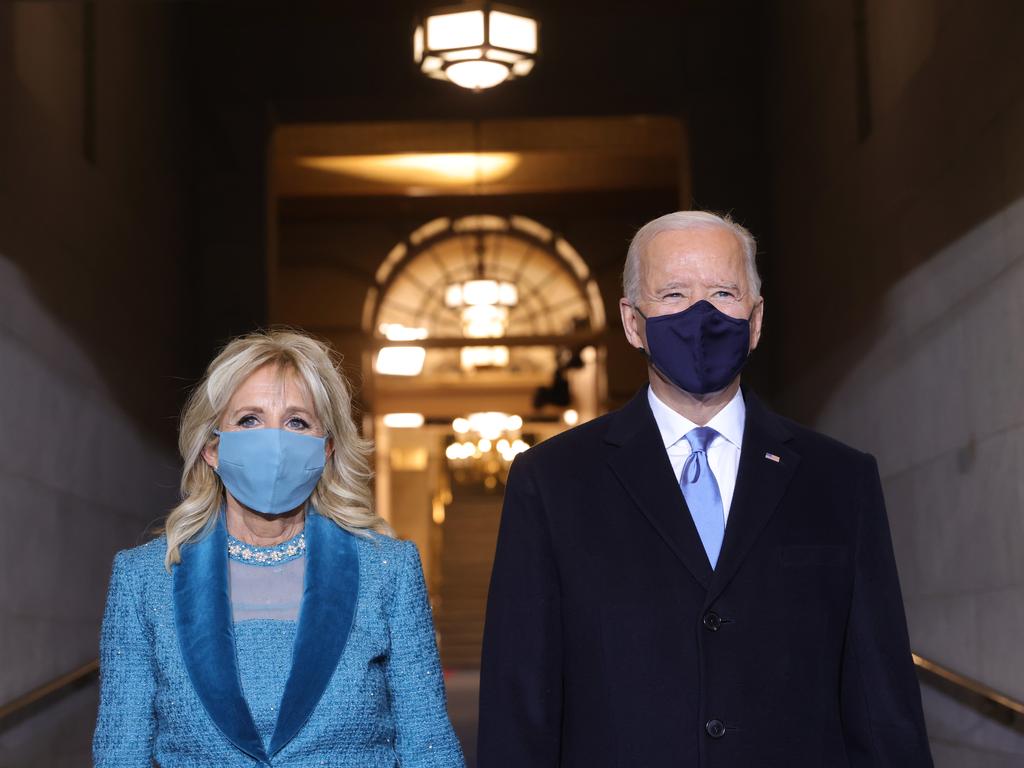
<box><xmin>162</xmin><ymin>329</ymin><xmax>389</xmax><ymax>570</ymax></box>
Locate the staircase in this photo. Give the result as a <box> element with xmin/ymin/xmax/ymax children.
<box><xmin>437</xmin><ymin>481</ymin><xmax>503</xmax><ymax>669</ymax></box>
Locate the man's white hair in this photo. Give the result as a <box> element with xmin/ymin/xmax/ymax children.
<box><xmin>622</xmin><ymin>211</ymin><xmax>761</xmax><ymax>305</ymax></box>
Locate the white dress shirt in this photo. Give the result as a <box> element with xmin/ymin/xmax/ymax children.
<box><xmin>647</xmin><ymin>386</ymin><xmax>746</xmax><ymax>522</ymax></box>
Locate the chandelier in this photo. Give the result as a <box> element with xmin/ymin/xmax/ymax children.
<box><xmin>414</xmin><ymin>3</ymin><xmax>539</xmax><ymax>91</ymax></box>
<box><xmin>445</xmin><ymin>234</ymin><xmax>519</xmax><ymax>370</ymax></box>
<box><xmin>445</xmin><ymin>278</ymin><xmax>518</xmax><ymax>337</ymax></box>
<box><xmin>446</xmin><ymin>412</ymin><xmax>530</xmax><ymax>487</ymax></box>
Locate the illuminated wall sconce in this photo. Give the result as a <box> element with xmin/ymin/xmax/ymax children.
<box><xmin>414</xmin><ymin>3</ymin><xmax>539</xmax><ymax>91</ymax></box>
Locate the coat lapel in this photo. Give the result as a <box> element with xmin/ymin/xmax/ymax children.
<box><xmin>705</xmin><ymin>391</ymin><xmax>800</xmax><ymax>606</ymax></box>
<box><xmin>173</xmin><ymin>513</ymin><xmax>269</xmax><ymax>765</ymax></box>
<box><xmin>606</xmin><ymin>388</ymin><xmax>713</xmax><ymax>589</ymax></box>
<box><xmin>269</xmin><ymin>511</ymin><xmax>360</xmax><ymax>756</ymax></box>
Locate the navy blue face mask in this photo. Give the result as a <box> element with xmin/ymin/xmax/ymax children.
<box><xmin>635</xmin><ymin>299</ymin><xmax>752</xmax><ymax>395</ymax></box>
<box><xmin>213</xmin><ymin>428</ymin><xmax>327</xmax><ymax>515</ymax></box>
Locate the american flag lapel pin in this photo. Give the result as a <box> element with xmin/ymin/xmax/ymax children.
<box><xmin>764</xmin><ymin>452</ymin><xmax>781</xmax><ymax>463</ymax></box>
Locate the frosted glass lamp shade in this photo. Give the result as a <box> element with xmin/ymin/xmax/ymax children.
<box><xmin>415</xmin><ymin>3</ymin><xmax>539</xmax><ymax>90</ymax></box>
<box><xmin>447</xmin><ymin>60</ymin><xmax>509</xmax><ymax>89</ymax></box>
<box><xmin>489</xmin><ymin>10</ymin><xmax>537</xmax><ymax>53</ymax></box>
<box><xmin>426</xmin><ymin>10</ymin><xmax>485</xmax><ymax>50</ymax></box>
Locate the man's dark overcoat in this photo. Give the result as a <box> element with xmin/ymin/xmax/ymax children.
<box><xmin>478</xmin><ymin>387</ymin><xmax>932</xmax><ymax>767</ymax></box>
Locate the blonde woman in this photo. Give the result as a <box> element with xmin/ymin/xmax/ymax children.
<box><xmin>93</xmin><ymin>330</ymin><xmax>464</xmax><ymax>767</ymax></box>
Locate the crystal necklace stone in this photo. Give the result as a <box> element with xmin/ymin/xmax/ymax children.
<box><xmin>227</xmin><ymin>530</ymin><xmax>306</xmax><ymax>566</ymax></box>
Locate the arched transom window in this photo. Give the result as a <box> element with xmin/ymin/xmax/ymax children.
<box><xmin>365</xmin><ymin>215</ymin><xmax>604</xmax><ymax>377</ymax></box>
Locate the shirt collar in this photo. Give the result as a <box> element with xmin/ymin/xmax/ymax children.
<box><xmin>647</xmin><ymin>385</ymin><xmax>746</xmax><ymax>451</ymax></box>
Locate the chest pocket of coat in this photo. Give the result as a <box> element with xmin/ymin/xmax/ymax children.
<box><xmin>779</xmin><ymin>544</ymin><xmax>848</xmax><ymax>568</ymax></box>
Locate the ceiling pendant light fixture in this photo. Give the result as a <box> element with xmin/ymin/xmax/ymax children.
<box><xmin>414</xmin><ymin>3</ymin><xmax>538</xmax><ymax>91</ymax></box>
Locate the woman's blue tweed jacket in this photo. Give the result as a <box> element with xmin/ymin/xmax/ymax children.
<box><xmin>92</xmin><ymin>511</ymin><xmax>465</xmax><ymax>767</ymax></box>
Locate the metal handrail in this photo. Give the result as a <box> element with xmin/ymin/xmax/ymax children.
<box><xmin>0</xmin><ymin>653</ymin><xmax>1021</xmax><ymax>733</ymax></box>
<box><xmin>0</xmin><ymin>659</ymin><xmax>99</xmax><ymax>727</ymax></box>
<box><xmin>913</xmin><ymin>652</ymin><xmax>1024</xmax><ymax>731</ymax></box>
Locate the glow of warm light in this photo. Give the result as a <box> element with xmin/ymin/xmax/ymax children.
<box><xmin>452</xmin><ymin>417</ymin><xmax>470</xmax><ymax>434</ymax></box>
<box><xmin>563</xmin><ymin>409</ymin><xmax>579</xmax><ymax>426</ymax></box>
<box><xmin>375</xmin><ymin>324</ymin><xmax>427</xmax><ymax>377</ymax></box>
<box><xmin>432</xmin><ymin>496</ymin><xmax>446</xmax><ymax>525</ymax></box>
<box><xmin>460</xmin><ymin>279</ymin><xmax>518</xmax><ymax>306</ymax></box>
<box><xmin>462</xmin><ymin>304</ymin><xmax>508</xmax><ymax>338</ymax></box>
<box><xmin>462</xmin><ymin>411</ymin><xmax>522</xmax><ymax>441</ymax></box>
<box><xmin>477</xmin><ymin>438</ymin><xmax>492</xmax><ymax>452</ymax></box>
<box><xmin>462</xmin><ymin>279</ymin><xmax>500</xmax><ymax>306</ymax></box>
<box><xmin>498</xmin><ymin>282</ymin><xmax>519</xmax><ymax>305</ymax></box>
<box><xmin>498</xmin><ymin>435</ymin><xmax>530</xmax><ymax>462</ymax></box>
<box><xmin>446</xmin><ymin>60</ymin><xmax>510</xmax><ymax>90</ymax></box>
<box><xmin>299</xmin><ymin>153</ymin><xmax>520</xmax><ymax>187</ymax></box>
<box><xmin>446</xmin><ymin>441</ymin><xmax>478</xmax><ymax>461</ymax></box>
<box><xmin>445</xmin><ymin>284</ymin><xmax>463</xmax><ymax>308</ymax></box>
<box><xmin>390</xmin><ymin>447</ymin><xmax>429</xmax><ymax>471</ymax></box>
<box><xmin>467</xmin><ymin>411</ymin><xmax>510</xmax><ymax>441</ymax></box>
<box><xmin>443</xmin><ymin>47</ymin><xmax>485</xmax><ymax>63</ymax></box>
<box><xmin>379</xmin><ymin>323</ymin><xmax>428</xmax><ymax>341</ymax></box>
<box><xmin>413</xmin><ymin>25</ymin><xmax>424</xmax><ymax>62</ymax></box>
<box><xmin>511</xmin><ymin>58</ymin><xmax>535</xmax><ymax>77</ymax></box>
<box><xmin>460</xmin><ymin>345</ymin><xmax>509</xmax><ymax>370</ymax></box>
<box><xmin>425</xmin><ymin>10</ymin><xmax>485</xmax><ymax>50</ymax></box>
<box><xmin>382</xmin><ymin>413</ymin><xmax>425</xmax><ymax>429</ymax></box>
<box><xmin>375</xmin><ymin>347</ymin><xmax>425</xmax><ymax>376</ymax></box>
<box><xmin>417</xmin><ymin>6</ymin><xmax>537</xmax><ymax>91</ymax></box>
<box><xmin>490</xmin><ymin>10</ymin><xmax>538</xmax><ymax>53</ymax></box>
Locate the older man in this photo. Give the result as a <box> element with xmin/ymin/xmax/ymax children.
<box><xmin>477</xmin><ymin>211</ymin><xmax>932</xmax><ymax>767</ymax></box>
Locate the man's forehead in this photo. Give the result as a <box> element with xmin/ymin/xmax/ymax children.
<box><xmin>641</xmin><ymin>228</ymin><xmax>746</xmax><ymax>278</ymax></box>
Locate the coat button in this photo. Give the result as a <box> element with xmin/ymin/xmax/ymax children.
<box><xmin>706</xmin><ymin>719</ymin><xmax>726</xmax><ymax>738</ymax></box>
<box><xmin>702</xmin><ymin>612</ymin><xmax>722</xmax><ymax>631</ymax></box>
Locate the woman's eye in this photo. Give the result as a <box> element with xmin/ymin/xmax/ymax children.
<box><xmin>237</xmin><ymin>415</ymin><xmax>260</xmax><ymax>427</ymax></box>
<box><xmin>286</xmin><ymin>417</ymin><xmax>310</xmax><ymax>430</ymax></box>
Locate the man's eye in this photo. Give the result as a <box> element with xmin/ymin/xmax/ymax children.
<box><xmin>237</xmin><ymin>415</ymin><xmax>260</xmax><ymax>427</ymax></box>
<box><xmin>713</xmin><ymin>290</ymin><xmax>736</xmax><ymax>299</ymax></box>
<box><xmin>287</xmin><ymin>417</ymin><xmax>310</xmax><ymax>430</ymax></box>
<box><xmin>663</xmin><ymin>292</ymin><xmax>684</xmax><ymax>299</ymax></box>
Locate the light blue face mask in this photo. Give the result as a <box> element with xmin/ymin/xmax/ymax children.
<box><xmin>213</xmin><ymin>428</ymin><xmax>327</xmax><ymax>515</ymax></box>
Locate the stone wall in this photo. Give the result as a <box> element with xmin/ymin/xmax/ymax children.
<box><xmin>0</xmin><ymin>3</ymin><xmax>194</xmax><ymax>764</ymax></box>
<box><xmin>764</xmin><ymin>1</ymin><xmax>1024</xmax><ymax>763</ymax></box>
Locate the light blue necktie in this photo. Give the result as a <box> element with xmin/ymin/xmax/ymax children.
<box><xmin>680</xmin><ymin>426</ymin><xmax>725</xmax><ymax>569</ymax></box>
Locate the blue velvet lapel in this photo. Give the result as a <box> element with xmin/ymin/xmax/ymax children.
<box><xmin>173</xmin><ymin>513</ymin><xmax>270</xmax><ymax>765</ymax></box>
<box><xmin>269</xmin><ymin>511</ymin><xmax>360</xmax><ymax>756</ymax></box>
